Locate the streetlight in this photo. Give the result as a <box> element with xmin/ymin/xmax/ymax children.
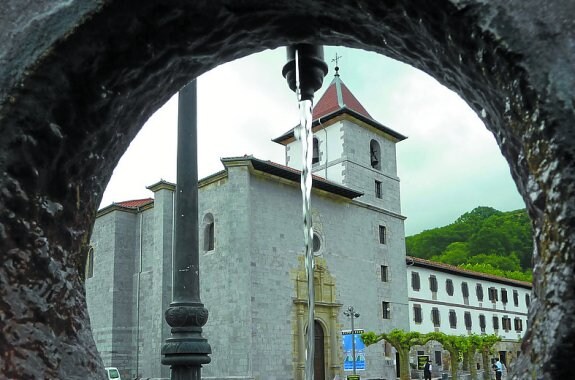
<box><xmin>343</xmin><ymin>306</ymin><xmax>360</xmax><ymax>375</ymax></box>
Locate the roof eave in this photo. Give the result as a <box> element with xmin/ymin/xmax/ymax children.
<box><xmin>272</xmin><ymin>107</ymin><xmax>407</xmax><ymax>145</ymax></box>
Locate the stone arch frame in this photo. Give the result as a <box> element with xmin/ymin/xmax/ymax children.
<box><xmin>0</xmin><ymin>1</ymin><xmax>573</xmax><ymax>378</ymax></box>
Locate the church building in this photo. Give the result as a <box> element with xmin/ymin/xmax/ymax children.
<box><xmin>86</xmin><ymin>70</ymin><xmax>410</xmax><ymax>380</ymax></box>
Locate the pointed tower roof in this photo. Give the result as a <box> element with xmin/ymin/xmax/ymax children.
<box><xmin>312</xmin><ymin>70</ymin><xmax>372</xmax><ymax>120</ymax></box>
<box><xmin>273</xmin><ymin>69</ymin><xmax>406</xmax><ymax>144</ymax></box>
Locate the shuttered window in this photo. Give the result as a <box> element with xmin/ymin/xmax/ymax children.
<box><xmin>476</xmin><ymin>284</ymin><xmax>484</xmax><ymax>301</ymax></box>
<box><xmin>431</xmin><ymin>308</ymin><xmax>440</xmax><ymax>327</ymax></box>
<box><xmin>429</xmin><ymin>275</ymin><xmax>438</xmax><ymax>292</ymax></box>
<box><xmin>461</xmin><ymin>282</ymin><xmax>469</xmax><ymax>298</ymax></box>
<box><xmin>446</xmin><ymin>279</ymin><xmax>454</xmax><ymax>296</ymax></box>
<box><xmin>413</xmin><ymin>305</ymin><xmax>422</xmax><ymax>323</ymax></box>
<box><xmin>411</xmin><ymin>272</ymin><xmax>420</xmax><ymax>291</ymax></box>
<box><xmin>464</xmin><ymin>312</ymin><xmax>472</xmax><ymax>329</ymax></box>
<box><xmin>449</xmin><ymin>310</ymin><xmax>457</xmax><ymax>329</ymax></box>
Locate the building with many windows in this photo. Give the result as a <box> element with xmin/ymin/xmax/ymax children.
<box><xmin>406</xmin><ymin>256</ymin><xmax>531</xmax><ymax>374</ymax></box>
<box><xmin>86</xmin><ymin>71</ymin><xmax>410</xmax><ymax>380</ymax></box>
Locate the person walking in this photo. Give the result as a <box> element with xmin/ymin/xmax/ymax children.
<box><xmin>494</xmin><ymin>358</ymin><xmax>503</xmax><ymax>380</ymax></box>
<box><xmin>423</xmin><ymin>359</ymin><xmax>432</xmax><ymax>380</ymax></box>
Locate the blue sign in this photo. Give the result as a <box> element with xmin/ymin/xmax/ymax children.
<box><xmin>342</xmin><ymin>330</ymin><xmax>366</xmax><ymax>371</ymax></box>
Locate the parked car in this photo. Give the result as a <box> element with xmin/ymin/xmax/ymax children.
<box><xmin>105</xmin><ymin>367</ymin><xmax>121</xmax><ymax>380</ymax></box>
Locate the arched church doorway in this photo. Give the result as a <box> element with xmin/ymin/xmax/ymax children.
<box><xmin>314</xmin><ymin>320</ymin><xmax>326</xmax><ymax>380</ymax></box>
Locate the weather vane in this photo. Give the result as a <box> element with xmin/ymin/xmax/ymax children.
<box><xmin>332</xmin><ymin>53</ymin><xmax>342</xmax><ymax>76</ymax></box>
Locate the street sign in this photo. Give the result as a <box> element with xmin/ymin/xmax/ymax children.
<box><xmin>342</xmin><ymin>329</ymin><xmax>366</xmax><ymax>371</ymax></box>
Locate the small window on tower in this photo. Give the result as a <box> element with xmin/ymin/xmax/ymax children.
<box><xmin>375</xmin><ymin>180</ymin><xmax>382</xmax><ymax>199</ymax></box>
<box><xmin>381</xmin><ymin>265</ymin><xmax>389</xmax><ymax>282</ymax></box>
<box><xmin>379</xmin><ymin>225</ymin><xmax>387</xmax><ymax>244</ymax></box>
<box><xmin>370</xmin><ymin>139</ymin><xmax>381</xmax><ymax>170</ymax></box>
<box><xmin>312</xmin><ymin>137</ymin><xmax>320</xmax><ymax>165</ymax></box>
<box><xmin>382</xmin><ymin>301</ymin><xmax>391</xmax><ymax>319</ymax></box>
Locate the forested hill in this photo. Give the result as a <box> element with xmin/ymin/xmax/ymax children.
<box><xmin>406</xmin><ymin>207</ymin><xmax>533</xmax><ymax>282</ymax></box>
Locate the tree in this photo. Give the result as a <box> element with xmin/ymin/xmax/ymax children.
<box><xmin>362</xmin><ymin>330</ymin><xmax>423</xmax><ymax>380</ymax></box>
<box><xmin>472</xmin><ymin>334</ymin><xmax>501</xmax><ymax>380</ymax></box>
<box><xmin>423</xmin><ymin>332</ymin><xmax>468</xmax><ymax>380</ymax></box>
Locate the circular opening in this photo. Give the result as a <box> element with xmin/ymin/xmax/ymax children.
<box><xmin>313</xmin><ymin>233</ymin><xmax>321</xmax><ymax>252</ymax></box>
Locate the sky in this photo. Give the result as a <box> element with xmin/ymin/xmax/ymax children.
<box><xmin>100</xmin><ymin>46</ymin><xmax>526</xmax><ymax>236</ymax></box>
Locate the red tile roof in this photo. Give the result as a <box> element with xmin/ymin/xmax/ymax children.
<box><xmin>273</xmin><ymin>73</ymin><xmax>406</xmax><ymax>145</ymax></box>
<box><xmin>115</xmin><ymin>198</ymin><xmax>154</xmax><ymax>209</ymax></box>
<box><xmin>406</xmin><ymin>256</ymin><xmax>532</xmax><ymax>289</ymax></box>
<box><xmin>312</xmin><ymin>75</ymin><xmax>372</xmax><ymax>120</ymax></box>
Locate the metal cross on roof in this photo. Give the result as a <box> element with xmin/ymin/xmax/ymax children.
<box><xmin>332</xmin><ymin>53</ymin><xmax>342</xmax><ymax>75</ymax></box>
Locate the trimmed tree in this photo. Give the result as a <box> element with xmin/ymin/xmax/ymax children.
<box><xmin>362</xmin><ymin>330</ymin><xmax>423</xmax><ymax>380</ymax></box>
<box><xmin>474</xmin><ymin>334</ymin><xmax>501</xmax><ymax>380</ymax></box>
<box><xmin>424</xmin><ymin>332</ymin><xmax>468</xmax><ymax>380</ymax></box>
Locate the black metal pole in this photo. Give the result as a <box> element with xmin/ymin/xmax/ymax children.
<box><xmin>161</xmin><ymin>80</ymin><xmax>211</xmax><ymax>379</ymax></box>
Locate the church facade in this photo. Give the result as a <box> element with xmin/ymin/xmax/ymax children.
<box><xmin>86</xmin><ymin>72</ymin><xmax>410</xmax><ymax>380</ymax></box>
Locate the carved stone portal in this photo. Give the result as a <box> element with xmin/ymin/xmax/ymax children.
<box><xmin>292</xmin><ymin>256</ymin><xmax>343</xmax><ymax>380</ymax></box>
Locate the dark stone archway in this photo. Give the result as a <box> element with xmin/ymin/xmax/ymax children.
<box><xmin>0</xmin><ymin>1</ymin><xmax>573</xmax><ymax>379</ymax></box>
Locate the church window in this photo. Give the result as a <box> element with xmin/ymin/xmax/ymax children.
<box><xmin>429</xmin><ymin>275</ymin><xmax>438</xmax><ymax>292</ymax></box>
<box><xmin>382</xmin><ymin>301</ymin><xmax>391</xmax><ymax>319</ymax></box>
<box><xmin>375</xmin><ymin>180</ymin><xmax>382</xmax><ymax>198</ymax></box>
<box><xmin>370</xmin><ymin>139</ymin><xmax>381</xmax><ymax>170</ymax></box>
<box><xmin>513</xmin><ymin>290</ymin><xmax>519</xmax><ymax>306</ymax></box>
<box><xmin>446</xmin><ymin>279</ymin><xmax>454</xmax><ymax>296</ymax></box>
<box><xmin>431</xmin><ymin>308</ymin><xmax>440</xmax><ymax>327</ymax></box>
<box><xmin>449</xmin><ymin>310</ymin><xmax>457</xmax><ymax>328</ymax></box>
<box><xmin>461</xmin><ymin>282</ymin><xmax>469</xmax><ymax>298</ymax></box>
<box><xmin>203</xmin><ymin>213</ymin><xmax>215</xmax><ymax>252</ymax></box>
<box><xmin>312</xmin><ymin>137</ymin><xmax>320</xmax><ymax>164</ymax></box>
<box><xmin>313</xmin><ymin>233</ymin><xmax>321</xmax><ymax>252</ymax></box>
<box><xmin>413</xmin><ymin>304</ymin><xmax>422</xmax><ymax>323</ymax></box>
<box><xmin>381</xmin><ymin>265</ymin><xmax>389</xmax><ymax>282</ymax></box>
<box><xmin>411</xmin><ymin>272</ymin><xmax>420</xmax><ymax>291</ymax></box>
<box><xmin>378</xmin><ymin>225</ymin><xmax>386</xmax><ymax>244</ymax></box>
<box><xmin>85</xmin><ymin>246</ymin><xmax>94</xmax><ymax>279</ymax></box>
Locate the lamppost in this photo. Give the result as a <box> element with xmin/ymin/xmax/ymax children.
<box><xmin>161</xmin><ymin>80</ymin><xmax>211</xmax><ymax>379</ymax></box>
<box><xmin>343</xmin><ymin>306</ymin><xmax>360</xmax><ymax>375</ymax></box>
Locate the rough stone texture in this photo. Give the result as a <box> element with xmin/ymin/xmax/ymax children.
<box><xmin>0</xmin><ymin>0</ymin><xmax>573</xmax><ymax>379</ymax></box>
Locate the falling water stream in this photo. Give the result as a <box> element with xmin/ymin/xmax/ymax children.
<box><xmin>294</xmin><ymin>49</ymin><xmax>316</xmax><ymax>380</ymax></box>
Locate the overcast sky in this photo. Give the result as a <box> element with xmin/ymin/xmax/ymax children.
<box><xmin>100</xmin><ymin>46</ymin><xmax>526</xmax><ymax>236</ymax></box>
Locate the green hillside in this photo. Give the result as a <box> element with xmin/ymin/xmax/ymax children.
<box><xmin>406</xmin><ymin>207</ymin><xmax>533</xmax><ymax>282</ymax></box>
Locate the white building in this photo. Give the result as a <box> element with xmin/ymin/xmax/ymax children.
<box><xmin>406</xmin><ymin>256</ymin><xmax>531</xmax><ymax>371</ymax></box>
